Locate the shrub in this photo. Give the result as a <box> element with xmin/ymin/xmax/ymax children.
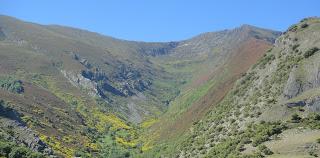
<box><xmin>291</xmin><ymin>114</ymin><xmax>301</xmax><ymax>123</ymax></box>
<box><xmin>292</xmin><ymin>44</ymin><xmax>300</xmax><ymax>50</ymax></box>
<box><xmin>301</xmin><ymin>23</ymin><xmax>309</xmax><ymax>28</ymax></box>
<box><xmin>0</xmin><ymin>141</ymin><xmax>12</xmax><ymax>157</ymax></box>
<box><xmin>0</xmin><ymin>77</ymin><xmax>24</xmax><ymax>94</ymax></box>
<box><xmin>288</xmin><ymin>25</ymin><xmax>298</xmax><ymax>32</ymax></box>
<box><xmin>8</xmin><ymin>147</ymin><xmax>29</xmax><ymax>158</ymax></box>
<box><xmin>258</xmin><ymin>145</ymin><xmax>273</xmax><ymax>155</ymax></box>
<box><xmin>304</xmin><ymin>47</ymin><xmax>319</xmax><ymax>58</ymax></box>
<box><xmin>28</xmin><ymin>152</ymin><xmax>45</xmax><ymax>158</ymax></box>
<box><xmin>259</xmin><ymin>54</ymin><xmax>275</xmax><ymax>69</ymax></box>
<box><xmin>314</xmin><ymin>114</ymin><xmax>320</xmax><ymax>121</ymax></box>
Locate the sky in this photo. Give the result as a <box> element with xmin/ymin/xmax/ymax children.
<box><xmin>1</xmin><ymin>0</ymin><xmax>320</xmax><ymax>42</ymax></box>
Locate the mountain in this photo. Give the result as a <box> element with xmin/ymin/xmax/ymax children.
<box><xmin>0</xmin><ymin>15</ymin><xmax>280</xmax><ymax>157</ymax></box>
<box><xmin>142</xmin><ymin>17</ymin><xmax>320</xmax><ymax>158</ymax></box>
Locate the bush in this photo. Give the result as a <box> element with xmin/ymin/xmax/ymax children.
<box><xmin>291</xmin><ymin>114</ymin><xmax>301</xmax><ymax>123</ymax></box>
<box><xmin>28</xmin><ymin>152</ymin><xmax>45</xmax><ymax>158</ymax></box>
<box><xmin>0</xmin><ymin>139</ymin><xmax>44</xmax><ymax>158</ymax></box>
<box><xmin>0</xmin><ymin>141</ymin><xmax>12</xmax><ymax>157</ymax></box>
<box><xmin>301</xmin><ymin>23</ymin><xmax>309</xmax><ymax>28</ymax></box>
<box><xmin>304</xmin><ymin>47</ymin><xmax>319</xmax><ymax>58</ymax></box>
<box><xmin>0</xmin><ymin>77</ymin><xmax>24</xmax><ymax>94</ymax></box>
<box><xmin>258</xmin><ymin>145</ymin><xmax>273</xmax><ymax>155</ymax></box>
<box><xmin>8</xmin><ymin>147</ymin><xmax>29</xmax><ymax>158</ymax></box>
<box><xmin>292</xmin><ymin>44</ymin><xmax>300</xmax><ymax>51</ymax></box>
<box><xmin>288</xmin><ymin>25</ymin><xmax>298</xmax><ymax>32</ymax></box>
<box><xmin>314</xmin><ymin>114</ymin><xmax>320</xmax><ymax>121</ymax></box>
<box><xmin>259</xmin><ymin>54</ymin><xmax>275</xmax><ymax>69</ymax></box>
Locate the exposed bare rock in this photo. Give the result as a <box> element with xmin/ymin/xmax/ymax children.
<box><xmin>306</xmin><ymin>96</ymin><xmax>320</xmax><ymax>112</ymax></box>
<box><xmin>61</xmin><ymin>70</ymin><xmax>99</xmax><ymax>97</ymax></box>
<box><xmin>0</xmin><ymin>27</ymin><xmax>5</xmax><ymax>40</ymax></box>
<box><xmin>0</xmin><ymin>102</ymin><xmax>53</xmax><ymax>155</ymax></box>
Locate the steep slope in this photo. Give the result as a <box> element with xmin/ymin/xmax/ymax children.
<box><xmin>0</xmin><ymin>15</ymin><xmax>279</xmax><ymax>157</ymax></box>
<box><xmin>0</xmin><ymin>15</ymin><xmax>176</xmax><ymax>123</ymax></box>
<box><xmin>145</xmin><ymin>17</ymin><xmax>320</xmax><ymax>158</ymax></box>
<box><xmin>142</xmin><ymin>25</ymin><xmax>279</xmax><ymax>151</ymax></box>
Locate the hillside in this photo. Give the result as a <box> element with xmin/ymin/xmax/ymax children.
<box><xmin>143</xmin><ymin>17</ymin><xmax>320</xmax><ymax>158</ymax></box>
<box><xmin>0</xmin><ymin>15</ymin><xmax>279</xmax><ymax>157</ymax></box>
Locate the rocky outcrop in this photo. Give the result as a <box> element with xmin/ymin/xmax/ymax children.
<box><xmin>306</xmin><ymin>96</ymin><xmax>320</xmax><ymax>112</ymax></box>
<box><xmin>283</xmin><ymin>67</ymin><xmax>303</xmax><ymax>99</ymax></box>
<box><xmin>0</xmin><ymin>27</ymin><xmax>5</xmax><ymax>40</ymax></box>
<box><xmin>0</xmin><ymin>102</ymin><xmax>53</xmax><ymax>155</ymax></box>
<box><xmin>283</xmin><ymin>61</ymin><xmax>320</xmax><ymax>99</ymax></box>
<box><xmin>286</xmin><ymin>96</ymin><xmax>320</xmax><ymax>112</ymax></box>
<box><xmin>286</xmin><ymin>101</ymin><xmax>306</xmax><ymax>108</ymax></box>
<box><xmin>61</xmin><ymin>70</ymin><xmax>100</xmax><ymax>97</ymax></box>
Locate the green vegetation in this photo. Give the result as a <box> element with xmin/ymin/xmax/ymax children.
<box><xmin>258</xmin><ymin>53</ymin><xmax>275</xmax><ymax>69</ymax></box>
<box><xmin>301</xmin><ymin>23</ymin><xmax>309</xmax><ymax>28</ymax></box>
<box><xmin>257</xmin><ymin>145</ymin><xmax>273</xmax><ymax>155</ymax></box>
<box><xmin>0</xmin><ymin>138</ymin><xmax>44</xmax><ymax>158</ymax></box>
<box><xmin>291</xmin><ymin>113</ymin><xmax>301</xmax><ymax>123</ymax></box>
<box><xmin>304</xmin><ymin>47</ymin><xmax>319</xmax><ymax>58</ymax></box>
<box><xmin>0</xmin><ymin>76</ymin><xmax>24</xmax><ymax>93</ymax></box>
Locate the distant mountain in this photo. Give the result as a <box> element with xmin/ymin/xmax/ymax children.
<box><xmin>143</xmin><ymin>17</ymin><xmax>320</xmax><ymax>158</ymax></box>
<box><xmin>0</xmin><ymin>15</ymin><xmax>279</xmax><ymax>157</ymax></box>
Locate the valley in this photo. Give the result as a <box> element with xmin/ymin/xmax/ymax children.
<box><xmin>0</xmin><ymin>15</ymin><xmax>320</xmax><ymax>158</ymax></box>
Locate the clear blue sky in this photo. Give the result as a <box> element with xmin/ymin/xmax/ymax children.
<box><xmin>1</xmin><ymin>0</ymin><xmax>319</xmax><ymax>42</ymax></box>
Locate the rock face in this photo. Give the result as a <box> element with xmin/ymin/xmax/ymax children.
<box><xmin>283</xmin><ymin>57</ymin><xmax>320</xmax><ymax>99</ymax></box>
<box><xmin>307</xmin><ymin>96</ymin><xmax>320</xmax><ymax>112</ymax></box>
<box><xmin>283</xmin><ymin>67</ymin><xmax>304</xmax><ymax>99</ymax></box>
<box><xmin>286</xmin><ymin>97</ymin><xmax>320</xmax><ymax>112</ymax></box>
<box><xmin>66</xmin><ymin>52</ymin><xmax>152</xmax><ymax>99</ymax></box>
<box><xmin>286</xmin><ymin>101</ymin><xmax>306</xmax><ymax>108</ymax></box>
<box><xmin>61</xmin><ymin>70</ymin><xmax>100</xmax><ymax>97</ymax></box>
<box><xmin>0</xmin><ymin>102</ymin><xmax>52</xmax><ymax>155</ymax></box>
<box><xmin>140</xmin><ymin>42</ymin><xmax>179</xmax><ymax>56</ymax></box>
<box><xmin>0</xmin><ymin>27</ymin><xmax>5</xmax><ymax>40</ymax></box>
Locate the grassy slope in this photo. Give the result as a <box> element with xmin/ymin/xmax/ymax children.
<box><xmin>0</xmin><ymin>15</ymin><xmax>279</xmax><ymax>157</ymax></box>
<box><xmin>140</xmin><ymin>37</ymin><xmax>273</xmax><ymax>157</ymax></box>
<box><xmin>150</xmin><ymin>18</ymin><xmax>320</xmax><ymax>158</ymax></box>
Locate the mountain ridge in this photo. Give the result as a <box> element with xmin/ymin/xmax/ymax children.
<box><xmin>0</xmin><ymin>14</ymin><xmax>281</xmax><ymax>157</ymax></box>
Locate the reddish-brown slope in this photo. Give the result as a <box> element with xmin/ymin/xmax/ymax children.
<box><xmin>158</xmin><ymin>38</ymin><xmax>272</xmax><ymax>139</ymax></box>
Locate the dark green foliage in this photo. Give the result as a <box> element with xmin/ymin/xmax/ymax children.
<box><xmin>8</xmin><ymin>147</ymin><xmax>29</xmax><ymax>158</ymax></box>
<box><xmin>304</xmin><ymin>47</ymin><xmax>319</xmax><ymax>58</ymax></box>
<box><xmin>288</xmin><ymin>25</ymin><xmax>298</xmax><ymax>32</ymax></box>
<box><xmin>74</xmin><ymin>149</ymin><xmax>91</xmax><ymax>158</ymax></box>
<box><xmin>298</xmin><ymin>113</ymin><xmax>320</xmax><ymax>129</ymax></box>
<box><xmin>317</xmin><ymin>138</ymin><xmax>320</xmax><ymax>144</ymax></box>
<box><xmin>259</xmin><ymin>54</ymin><xmax>275</xmax><ymax>69</ymax></box>
<box><xmin>258</xmin><ymin>145</ymin><xmax>273</xmax><ymax>155</ymax></box>
<box><xmin>292</xmin><ymin>44</ymin><xmax>300</xmax><ymax>50</ymax></box>
<box><xmin>0</xmin><ymin>141</ymin><xmax>13</xmax><ymax>157</ymax></box>
<box><xmin>0</xmin><ymin>76</ymin><xmax>24</xmax><ymax>93</ymax></box>
<box><xmin>0</xmin><ymin>133</ymin><xmax>44</xmax><ymax>158</ymax></box>
<box><xmin>301</xmin><ymin>23</ymin><xmax>309</xmax><ymax>28</ymax></box>
<box><xmin>250</xmin><ymin>122</ymin><xmax>286</xmax><ymax>147</ymax></box>
<box><xmin>314</xmin><ymin>114</ymin><xmax>320</xmax><ymax>121</ymax></box>
<box><xmin>196</xmin><ymin>122</ymin><xmax>284</xmax><ymax>157</ymax></box>
<box><xmin>291</xmin><ymin>113</ymin><xmax>301</xmax><ymax>123</ymax></box>
<box><xmin>205</xmin><ymin>138</ymin><xmax>241</xmax><ymax>158</ymax></box>
<box><xmin>309</xmin><ymin>151</ymin><xmax>318</xmax><ymax>157</ymax></box>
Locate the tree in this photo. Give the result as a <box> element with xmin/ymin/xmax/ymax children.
<box><xmin>0</xmin><ymin>141</ymin><xmax>12</xmax><ymax>157</ymax></box>
<box><xmin>8</xmin><ymin>147</ymin><xmax>29</xmax><ymax>158</ymax></box>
